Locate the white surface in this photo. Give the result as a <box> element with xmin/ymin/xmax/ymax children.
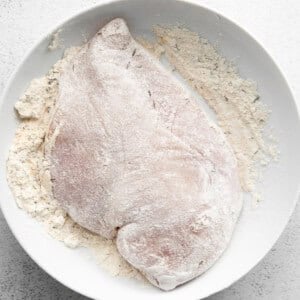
<box><xmin>0</xmin><ymin>0</ymin><xmax>299</xmax><ymax>299</ymax></box>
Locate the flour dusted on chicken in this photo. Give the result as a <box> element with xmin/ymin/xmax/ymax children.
<box><xmin>47</xmin><ymin>19</ymin><xmax>242</xmax><ymax>291</ymax></box>
<box><xmin>139</xmin><ymin>26</ymin><xmax>278</xmax><ymax>195</ymax></box>
<box><xmin>6</xmin><ymin>47</ymin><xmax>142</xmax><ymax>280</ymax></box>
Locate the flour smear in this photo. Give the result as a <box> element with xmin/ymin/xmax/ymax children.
<box><xmin>6</xmin><ymin>25</ymin><xmax>277</xmax><ymax>280</ymax></box>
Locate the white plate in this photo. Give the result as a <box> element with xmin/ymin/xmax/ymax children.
<box><xmin>1</xmin><ymin>1</ymin><xmax>300</xmax><ymax>299</ymax></box>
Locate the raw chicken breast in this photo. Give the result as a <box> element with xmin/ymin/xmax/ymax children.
<box><xmin>47</xmin><ymin>18</ymin><xmax>242</xmax><ymax>291</ymax></box>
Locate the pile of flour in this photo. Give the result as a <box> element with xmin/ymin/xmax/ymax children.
<box><xmin>6</xmin><ymin>26</ymin><xmax>277</xmax><ymax>279</ymax></box>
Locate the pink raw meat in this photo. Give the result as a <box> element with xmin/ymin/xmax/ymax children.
<box><xmin>47</xmin><ymin>18</ymin><xmax>242</xmax><ymax>290</ymax></box>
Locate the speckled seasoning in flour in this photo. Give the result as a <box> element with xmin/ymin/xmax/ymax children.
<box><xmin>6</xmin><ymin>25</ymin><xmax>277</xmax><ymax>282</ymax></box>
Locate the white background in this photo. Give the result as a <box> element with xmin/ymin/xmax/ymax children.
<box><xmin>0</xmin><ymin>0</ymin><xmax>299</xmax><ymax>299</ymax></box>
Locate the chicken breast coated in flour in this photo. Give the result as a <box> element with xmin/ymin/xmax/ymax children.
<box><xmin>47</xmin><ymin>18</ymin><xmax>242</xmax><ymax>291</ymax></box>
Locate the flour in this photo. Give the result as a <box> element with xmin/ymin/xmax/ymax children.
<box><xmin>48</xmin><ymin>29</ymin><xmax>62</xmax><ymax>51</ymax></box>
<box><xmin>7</xmin><ymin>25</ymin><xmax>276</xmax><ymax>282</ymax></box>
<box><xmin>139</xmin><ymin>26</ymin><xmax>277</xmax><ymax>194</ymax></box>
